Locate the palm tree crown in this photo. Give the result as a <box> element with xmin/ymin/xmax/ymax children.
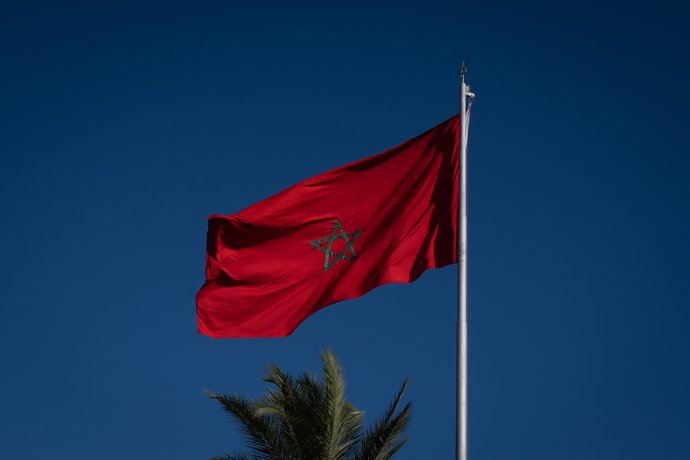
<box><xmin>207</xmin><ymin>349</ymin><xmax>411</xmax><ymax>460</ymax></box>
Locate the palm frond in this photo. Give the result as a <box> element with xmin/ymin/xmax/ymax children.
<box><xmin>206</xmin><ymin>350</ymin><xmax>410</xmax><ymax>460</ymax></box>
<box><xmin>259</xmin><ymin>364</ymin><xmax>324</xmax><ymax>458</ymax></box>
<box><xmin>207</xmin><ymin>391</ymin><xmax>285</xmax><ymax>460</ymax></box>
<box><xmin>354</xmin><ymin>379</ymin><xmax>411</xmax><ymax>460</ymax></box>
<box><xmin>322</xmin><ymin>349</ymin><xmax>363</xmax><ymax>460</ymax></box>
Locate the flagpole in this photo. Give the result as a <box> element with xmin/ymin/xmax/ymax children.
<box><xmin>457</xmin><ymin>62</ymin><xmax>473</xmax><ymax>460</ymax></box>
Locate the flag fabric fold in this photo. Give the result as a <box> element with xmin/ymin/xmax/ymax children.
<box><xmin>197</xmin><ymin>115</ymin><xmax>459</xmax><ymax>338</ymax></box>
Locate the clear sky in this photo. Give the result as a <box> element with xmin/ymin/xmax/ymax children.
<box><xmin>2</xmin><ymin>1</ymin><xmax>689</xmax><ymax>459</ymax></box>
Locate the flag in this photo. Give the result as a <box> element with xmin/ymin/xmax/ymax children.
<box><xmin>197</xmin><ymin>115</ymin><xmax>459</xmax><ymax>338</ymax></box>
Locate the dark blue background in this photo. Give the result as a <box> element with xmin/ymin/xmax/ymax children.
<box><xmin>2</xmin><ymin>1</ymin><xmax>689</xmax><ymax>458</ymax></box>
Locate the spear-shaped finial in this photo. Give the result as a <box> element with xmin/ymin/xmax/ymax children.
<box><xmin>459</xmin><ymin>61</ymin><xmax>468</xmax><ymax>79</ymax></box>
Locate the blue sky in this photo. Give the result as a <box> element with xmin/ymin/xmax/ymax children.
<box><xmin>1</xmin><ymin>1</ymin><xmax>689</xmax><ymax>458</ymax></box>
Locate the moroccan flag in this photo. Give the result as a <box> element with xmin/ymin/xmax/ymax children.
<box><xmin>197</xmin><ymin>115</ymin><xmax>459</xmax><ymax>338</ymax></box>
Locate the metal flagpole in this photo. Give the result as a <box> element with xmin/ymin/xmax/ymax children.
<box><xmin>457</xmin><ymin>62</ymin><xmax>474</xmax><ymax>460</ymax></box>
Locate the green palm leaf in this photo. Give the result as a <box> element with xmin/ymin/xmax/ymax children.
<box><xmin>207</xmin><ymin>350</ymin><xmax>410</xmax><ymax>460</ymax></box>
<box><xmin>353</xmin><ymin>379</ymin><xmax>411</xmax><ymax>460</ymax></box>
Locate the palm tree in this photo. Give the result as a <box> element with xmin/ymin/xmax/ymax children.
<box><xmin>206</xmin><ymin>349</ymin><xmax>411</xmax><ymax>460</ymax></box>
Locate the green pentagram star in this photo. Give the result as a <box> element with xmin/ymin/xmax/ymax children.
<box><xmin>309</xmin><ymin>219</ymin><xmax>362</xmax><ymax>271</ymax></box>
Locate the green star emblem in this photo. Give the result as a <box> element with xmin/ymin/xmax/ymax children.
<box><xmin>309</xmin><ymin>219</ymin><xmax>362</xmax><ymax>271</ymax></box>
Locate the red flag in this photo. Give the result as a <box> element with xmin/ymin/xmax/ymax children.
<box><xmin>197</xmin><ymin>116</ymin><xmax>459</xmax><ymax>337</ymax></box>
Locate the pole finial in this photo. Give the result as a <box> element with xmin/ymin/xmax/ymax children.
<box><xmin>459</xmin><ymin>61</ymin><xmax>468</xmax><ymax>78</ymax></box>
